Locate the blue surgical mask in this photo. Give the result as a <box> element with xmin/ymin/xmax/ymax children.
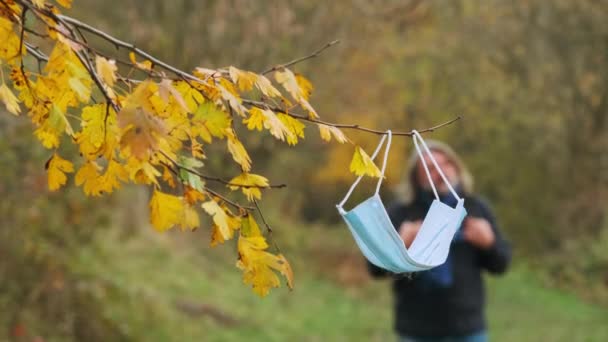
<box><xmin>337</xmin><ymin>130</ymin><xmax>467</xmax><ymax>273</ymax></box>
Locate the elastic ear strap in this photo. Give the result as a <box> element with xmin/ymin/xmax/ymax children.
<box><xmin>412</xmin><ymin>133</ymin><xmax>439</xmax><ymax>200</ymax></box>
<box><xmin>337</xmin><ymin>133</ymin><xmax>388</xmax><ymax>208</ymax></box>
<box><xmin>375</xmin><ymin>130</ymin><xmax>392</xmax><ymax>195</ymax></box>
<box><xmin>412</xmin><ymin>130</ymin><xmax>460</xmax><ymax>201</ymax></box>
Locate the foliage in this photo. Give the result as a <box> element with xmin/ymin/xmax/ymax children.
<box><xmin>0</xmin><ymin>0</ymin><xmax>419</xmax><ymax>296</ymax></box>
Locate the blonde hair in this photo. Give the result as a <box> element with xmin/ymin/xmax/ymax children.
<box><xmin>395</xmin><ymin>139</ymin><xmax>473</xmax><ymax>204</ymax></box>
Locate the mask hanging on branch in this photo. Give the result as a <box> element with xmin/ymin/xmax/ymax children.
<box><xmin>336</xmin><ymin>130</ymin><xmax>467</xmax><ymax>273</ymax></box>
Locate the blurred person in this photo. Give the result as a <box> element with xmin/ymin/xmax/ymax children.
<box><xmin>368</xmin><ymin>140</ymin><xmax>511</xmax><ymax>342</ymax></box>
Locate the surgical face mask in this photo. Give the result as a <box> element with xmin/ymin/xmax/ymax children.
<box><xmin>336</xmin><ymin>130</ymin><xmax>467</xmax><ymax>273</ymax></box>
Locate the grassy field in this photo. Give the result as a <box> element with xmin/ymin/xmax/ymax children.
<box><xmin>57</xmin><ymin>221</ymin><xmax>608</xmax><ymax>342</ymax></box>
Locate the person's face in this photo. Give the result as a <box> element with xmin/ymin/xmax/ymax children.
<box><xmin>416</xmin><ymin>150</ymin><xmax>460</xmax><ymax>194</ymax></box>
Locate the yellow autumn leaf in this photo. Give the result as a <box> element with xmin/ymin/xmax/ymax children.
<box><xmin>318</xmin><ymin>124</ymin><xmax>348</xmax><ymax>144</ymax></box>
<box><xmin>42</xmin><ymin>42</ymin><xmax>93</xmax><ymax>109</ymax></box>
<box><xmin>262</xmin><ymin>108</ymin><xmax>290</xmax><ymax>141</ymax></box>
<box><xmin>32</xmin><ymin>0</ymin><xmax>46</xmax><ymax>8</ymax></box>
<box><xmin>350</xmin><ymin>146</ymin><xmax>382</xmax><ymax>178</ymax></box>
<box><xmin>118</xmin><ymin>106</ymin><xmax>168</xmax><ymax>160</ymax></box>
<box><xmin>68</xmin><ymin>77</ymin><xmax>91</xmax><ymax>103</ymax></box>
<box><xmin>228</xmin><ymin>173</ymin><xmax>269</xmax><ymax>202</ymax></box>
<box><xmin>243</xmin><ymin>107</ymin><xmax>265</xmax><ymax>131</ymax></box>
<box><xmin>237</xmin><ymin>215</ymin><xmax>294</xmax><ymax>296</ymax></box>
<box><xmin>95</xmin><ymin>56</ymin><xmax>117</xmax><ymax>87</ymax></box>
<box><xmin>172</xmin><ymin>80</ymin><xmax>205</xmax><ymax>113</ymax></box>
<box><xmin>162</xmin><ymin>166</ymin><xmax>176</xmax><ymax>188</ymax></box>
<box><xmin>181</xmin><ymin>203</ymin><xmax>200</xmax><ymax>231</ymax></box>
<box><xmin>210</xmin><ymin>224</ymin><xmax>227</xmax><ymax>247</ymax></box>
<box><xmin>74</xmin><ymin>161</ymin><xmax>101</xmax><ymax>195</ymax></box>
<box><xmin>75</xmin><ymin>104</ymin><xmax>118</xmax><ymax>160</ymax></box>
<box><xmin>0</xmin><ymin>83</ymin><xmax>20</xmax><ymax>115</ymax></box>
<box><xmin>274</xmin><ymin>69</ymin><xmax>300</xmax><ymax>100</ymax></box>
<box><xmin>295</xmin><ymin>73</ymin><xmax>313</xmax><ymax>100</ymax></box>
<box><xmin>149</xmin><ymin>190</ymin><xmax>184</xmax><ymax>232</ymax></box>
<box><xmin>319</xmin><ymin>124</ymin><xmax>331</xmax><ymax>142</ymax></box>
<box><xmin>192</xmin><ymin>102</ymin><xmax>231</xmax><ymax>143</ymax></box>
<box><xmin>124</xmin><ymin>157</ymin><xmax>161</xmax><ymax>186</ymax></box>
<box><xmin>34</xmin><ymin>104</ymin><xmax>71</xmax><ymax>149</ymax></box>
<box><xmin>184</xmin><ymin>186</ymin><xmax>206</xmax><ymax>205</ymax></box>
<box><xmin>274</xmin><ymin>68</ymin><xmax>318</xmax><ymax>119</ymax></box>
<box><xmin>122</xmin><ymin>80</ymin><xmax>159</xmax><ymax>114</ymax></box>
<box><xmin>255</xmin><ymin>75</ymin><xmax>281</xmax><ymax>98</ymax></box>
<box><xmin>226</xmin><ymin>130</ymin><xmax>252</xmax><ymax>172</ymax></box>
<box><xmin>246</xmin><ymin>107</ymin><xmax>290</xmax><ymax>142</ymax></box>
<box><xmin>202</xmin><ymin>199</ymin><xmax>241</xmax><ymax>243</ymax></box>
<box><xmin>240</xmin><ymin>213</ymin><xmax>262</xmax><ymax>237</ymax></box>
<box><xmin>276</xmin><ymin>254</ymin><xmax>294</xmax><ymax>290</ymax></box>
<box><xmin>158</xmin><ymin>79</ymin><xmax>189</xmax><ymax>113</ymax></box>
<box><xmin>218</xmin><ymin>79</ymin><xmax>247</xmax><ymax>117</ymax></box>
<box><xmin>56</xmin><ymin>0</ymin><xmax>73</xmax><ymax>8</ymax></box>
<box><xmin>46</xmin><ymin>153</ymin><xmax>74</xmax><ymax>191</ymax></box>
<box><xmin>330</xmin><ymin>126</ymin><xmax>348</xmax><ymax>143</ymax></box>
<box><xmin>0</xmin><ymin>17</ymin><xmax>21</xmax><ymax>64</ymax></box>
<box><xmin>75</xmin><ymin>160</ymin><xmax>127</xmax><ymax>196</ymax></box>
<box><xmin>97</xmin><ymin>159</ymin><xmax>128</xmax><ymax>194</ymax></box>
<box><xmin>129</xmin><ymin>51</ymin><xmax>153</xmax><ymax>71</ymax></box>
<box><xmin>228</xmin><ymin>66</ymin><xmax>257</xmax><ymax>92</ymax></box>
<box><xmin>238</xmin><ymin>258</ymin><xmax>280</xmax><ymax>297</ymax></box>
<box><xmin>277</xmin><ymin>113</ymin><xmax>305</xmax><ymax>145</ymax></box>
<box><xmin>9</xmin><ymin>68</ymin><xmax>34</xmax><ymax>108</ymax></box>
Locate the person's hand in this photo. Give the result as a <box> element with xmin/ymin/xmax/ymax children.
<box><xmin>463</xmin><ymin>217</ymin><xmax>495</xmax><ymax>250</ymax></box>
<box><xmin>399</xmin><ymin>220</ymin><xmax>422</xmax><ymax>248</ymax></box>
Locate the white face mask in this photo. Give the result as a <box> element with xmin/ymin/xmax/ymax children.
<box><xmin>336</xmin><ymin>130</ymin><xmax>467</xmax><ymax>273</ymax></box>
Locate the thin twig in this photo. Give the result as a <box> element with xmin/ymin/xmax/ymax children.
<box><xmin>253</xmin><ymin>200</ymin><xmax>272</xmax><ymax>233</ymax></box>
<box><xmin>25</xmin><ymin>43</ymin><xmax>48</xmax><ymax>62</ymax></box>
<box><xmin>158</xmin><ymin>150</ymin><xmax>286</xmax><ymax>189</ymax></box>
<box><xmin>253</xmin><ymin>199</ymin><xmax>282</xmax><ymax>253</ymax></box>
<box><xmin>262</xmin><ymin>40</ymin><xmax>340</xmax><ymax>75</ymax></box>
<box><xmin>205</xmin><ymin>187</ymin><xmax>254</xmax><ymax>211</ymax></box>
<box><xmin>74</xmin><ymin>45</ymin><xmax>120</xmax><ymax>112</ymax></box>
<box><xmin>160</xmin><ymin>156</ymin><xmax>253</xmax><ymax>211</ymax></box>
<box><xmin>23</xmin><ymin>26</ymin><xmax>49</xmax><ymax>38</ymax></box>
<box><xmin>55</xmin><ymin>13</ymin><xmax>209</xmax><ymax>85</ymax></box>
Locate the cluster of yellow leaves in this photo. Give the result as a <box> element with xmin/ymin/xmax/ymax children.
<box><xmin>228</xmin><ymin>173</ymin><xmax>269</xmax><ymax>201</ymax></box>
<box><xmin>237</xmin><ymin>214</ymin><xmax>294</xmax><ymax>297</ymax></box>
<box><xmin>46</xmin><ymin>153</ymin><xmax>74</xmax><ymax>190</ymax></box>
<box><xmin>202</xmin><ymin>199</ymin><xmax>241</xmax><ymax>245</ymax></box>
<box><xmin>0</xmin><ymin>1</ymin><xmax>382</xmax><ymax>296</ymax></box>
<box><xmin>150</xmin><ymin>189</ymin><xmax>199</xmax><ymax>232</ymax></box>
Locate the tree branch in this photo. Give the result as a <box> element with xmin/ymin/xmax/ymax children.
<box><xmin>16</xmin><ymin>1</ymin><xmax>461</xmax><ymax>139</ymax></box>
<box><xmin>204</xmin><ymin>186</ymin><xmax>254</xmax><ymax>211</ymax></box>
<box><xmin>252</xmin><ymin>200</ymin><xmax>282</xmax><ymax>253</ymax></box>
<box><xmin>54</xmin><ymin>13</ymin><xmax>210</xmax><ymax>85</ymax></box>
<box><xmin>158</xmin><ymin>151</ymin><xmax>286</xmax><ymax>190</ymax></box>
<box><xmin>25</xmin><ymin>43</ymin><xmax>48</xmax><ymax>62</ymax></box>
<box><xmin>243</xmin><ymin>99</ymin><xmax>462</xmax><ymax>136</ymax></box>
<box><xmin>160</xmin><ymin>158</ymin><xmax>255</xmax><ymax>211</ymax></box>
<box><xmin>261</xmin><ymin>40</ymin><xmax>340</xmax><ymax>75</ymax></box>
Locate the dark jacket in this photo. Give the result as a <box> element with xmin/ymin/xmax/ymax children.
<box><xmin>368</xmin><ymin>193</ymin><xmax>511</xmax><ymax>337</ymax></box>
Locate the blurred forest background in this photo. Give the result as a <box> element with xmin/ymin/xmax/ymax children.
<box><xmin>1</xmin><ymin>0</ymin><xmax>608</xmax><ymax>341</ymax></box>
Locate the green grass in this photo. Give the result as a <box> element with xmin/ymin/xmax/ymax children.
<box><xmin>67</xmin><ymin>224</ymin><xmax>608</xmax><ymax>342</ymax></box>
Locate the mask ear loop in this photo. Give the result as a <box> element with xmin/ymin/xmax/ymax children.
<box><xmin>337</xmin><ymin>131</ymin><xmax>391</xmax><ymax>210</ymax></box>
<box><xmin>375</xmin><ymin>130</ymin><xmax>392</xmax><ymax>195</ymax></box>
<box><xmin>412</xmin><ymin>132</ymin><xmax>439</xmax><ymax>200</ymax></box>
<box><xmin>411</xmin><ymin>130</ymin><xmax>461</xmax><ymax>202</ymax></box>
